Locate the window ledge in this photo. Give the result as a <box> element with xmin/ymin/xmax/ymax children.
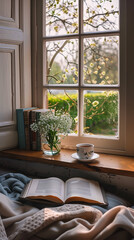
<box><xmin>0</xmin><ymin>148</ymin><xmax>134</xmax><ymax>177</ymax></box>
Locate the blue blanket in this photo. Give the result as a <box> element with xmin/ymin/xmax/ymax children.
<box><xmin>0</xmin><ymin>173</ymin><xmax>31</xmax><ymax>200</ymax></box>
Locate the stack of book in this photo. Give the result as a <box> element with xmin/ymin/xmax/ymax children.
<box><xmin>16</xmin><ymin>107</ymin><xmax>49</xmax><ymax>150</ymax></box>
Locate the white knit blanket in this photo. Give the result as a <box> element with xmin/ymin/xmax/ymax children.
<box><xmin>0</xmin><ymin>193</ymin><xmax>134</xmax><ymax>240</ymax></box>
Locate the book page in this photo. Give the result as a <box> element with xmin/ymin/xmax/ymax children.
<box><xmin>24</xmin><ymin>177</ymin><xmax>65</xmax><ymax>202</ymax></box>
<box><xmin>65</xmin><ymin>177</ymin><xmax>105</xmax><ymax>204</ymax></box>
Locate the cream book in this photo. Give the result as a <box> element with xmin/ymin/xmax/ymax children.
<box><xmin>20</xmin><ymin>177</ymin><xmax>107</xmax><ymax>205</ymax></box>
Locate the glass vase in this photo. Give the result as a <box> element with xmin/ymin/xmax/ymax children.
<box><xmin>41</xmin><ymin>136</ymin><xmax>61</xmax><ymax>156</ymax></box>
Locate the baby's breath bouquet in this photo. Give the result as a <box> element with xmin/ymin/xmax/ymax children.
<box><xmin>30</xmin><ymin>110</ymin><xmax>72</xmax><ymax>155</ymax></box>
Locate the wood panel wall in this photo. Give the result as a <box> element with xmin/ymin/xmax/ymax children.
<box><xmin>0</xmin><ymin>0</ymin><xmax>31</xmax><ymax>150</ymax></box>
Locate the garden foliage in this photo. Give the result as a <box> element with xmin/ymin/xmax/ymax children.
<box><xmin>48</xmin><ymin>92</ymin><xmax>118</xmax><ymax>135</ymax></box>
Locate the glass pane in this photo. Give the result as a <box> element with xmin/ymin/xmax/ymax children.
<box><xmin>83</xmin><ymin>36</ymin><xmax>119</xmax><ymax>85</ymax></box>
<box><xmin>45</xmin><ymin>0</ymin><xmax>78</xmax><ymax>36</ymax></box>
<box><xmin>83</xmin><ymin>90</ymin><xmax>119</xmax><ymax>136</ymax></box>
<box><xmin>83</xmin><ymin>0</ymin><xmax>119</xmax><ymax>32</ymax></box>
<box><xmin>45</xmin><ymin>40</ymin><xmax>78</xmax><ymax>85</ymax></box>
<box><xmin>46</xmin><ymin>89</ymin><xmax>78</xmax><ymax>133</ymax></box>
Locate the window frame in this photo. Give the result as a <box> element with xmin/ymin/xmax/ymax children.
<box><xmin>33</xmin><ymin>0</ymin><xmax>134</xmax><ymax>156</ymax></box>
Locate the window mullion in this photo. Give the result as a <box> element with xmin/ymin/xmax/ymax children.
<box><xmin>78</xmin><ymin>0</ymin><xmax>83</xmax><ymax>137</ymax></box>
<box><xmin>43</xmin><ymin>31</ymin><xmax>119</xmax><ymax>42</ymax></box>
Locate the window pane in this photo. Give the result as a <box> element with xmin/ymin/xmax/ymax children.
<box><xmin>45</xmin><ymin>0</ymin><xmax>78</xmax><ymax>36</ymax></box>
<box><xmin>45</xmin><ymin>40</ymin><xmax>78</xmax><ymax>85</ymax></box>
<box><xmin>83</xmin><ymin>0</ymin><xmax>119</xmax><ymax>32</ymax></box>
<box><xmin>83</xmin><ymin>36</ymin><xmax>119</xmax><ymax>85</ymax></box>
<box><xmin>83</xmin><ymin>90</ymin><xmax>119</xmax><ymax>136</ymax></box>
<box><xmin>46</xmin><ymin>89</ymin><xmax>78</xmax><ymax>133</ymax></box>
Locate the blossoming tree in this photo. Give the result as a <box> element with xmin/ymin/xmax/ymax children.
<box><xmin>44</xmin><ymin>0</ymin><xmax>119</xmax><ymax>136</ymax></box>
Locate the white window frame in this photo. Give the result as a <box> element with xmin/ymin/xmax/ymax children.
<box><xmin>33</xmin><ymin>0</ymin><xmax>134</xmax><ymax>156</ymax></box>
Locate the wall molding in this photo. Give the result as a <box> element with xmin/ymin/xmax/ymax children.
<box><xmin>0</xmin><ymin>0</ymin><xmax>19</xmax><ymax>28</ymax></box>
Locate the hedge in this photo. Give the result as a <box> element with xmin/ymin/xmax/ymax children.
<box><xmin>48</xmin><ymin>92</ymin><xmax>118</xmax><ymax>135</ymax></box>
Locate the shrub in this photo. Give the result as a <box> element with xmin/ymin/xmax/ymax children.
<box><xmin>48</xmin><ymin>91</ymin><xmax>118</xmax><ymax>135</ymax></box>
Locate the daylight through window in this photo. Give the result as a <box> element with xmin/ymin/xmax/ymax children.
<box><xmin>43</xmin><ymin>0</ymin><xmax>122</xmax><ymax>151</ymax></box>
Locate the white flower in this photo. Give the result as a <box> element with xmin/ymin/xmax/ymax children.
<box><xmin>92</xmin><ymin>101</ymin><xmax>99</xmax><ymax>107</ymax></box>
<box><xmin>30</xmin><ymin>110</ymin><xmax>72</xmax><ymax>138</ymax></box>
<box><xmin>74</xmin><ymin>116</ymin><xmax>78</xmax><ymax>123</ymax></box>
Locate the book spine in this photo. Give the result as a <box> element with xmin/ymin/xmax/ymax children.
<box><xmin>16</xmin><ymin>107</ymin><xmax>37</xmax><ymax>150</ymax></box>
<box><xmin>36</xmin><ymin>112</ymin><xmax>41</xmax><ymax>151</ymax></box>
<box><xmin>16</xmin><ymin>109</ymin><xmax>26</xmax><ymax>149</ymax></box>
<box><xmin>24</xmin><ymin>111</ymin><xmax>31</xmax><ymax>150</ymax></box>
<box><xmin>30</xmin><ymin>111</ymin><xmax>37</xmax><ymax>151</ymax></box>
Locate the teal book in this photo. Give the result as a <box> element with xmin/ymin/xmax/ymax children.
<box><xmin>16</xmin><ymin>107</ymin><xmax>37</xmax><ymax>149</ymax></box>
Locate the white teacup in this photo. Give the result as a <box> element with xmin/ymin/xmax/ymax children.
<box><xmin>76</xmin><ymin>143</ymin><xmax>94</xmax><ymax>159</ymax></box>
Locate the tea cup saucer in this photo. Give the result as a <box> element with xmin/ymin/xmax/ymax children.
<box><xmin>71</xmin><ymin>152</ymin><xmax>99</xmax><ymax>162</ymax></box>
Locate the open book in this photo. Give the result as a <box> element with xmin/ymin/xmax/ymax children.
<box><xmin>20</xmin><ymin>177</ymin><xmax>107</xmax><ymax>206</ymax></box>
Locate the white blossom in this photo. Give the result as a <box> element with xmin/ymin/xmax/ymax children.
<box><xmin>30</xmin><ymin>110</ymin><xmax>72</xmax><ymax>139</ymax></box>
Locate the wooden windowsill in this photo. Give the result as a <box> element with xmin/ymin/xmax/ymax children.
<box><xmin>0</xmin><ymin>148</ymin><xmax>134</xmax><ymax>177</ymax></box>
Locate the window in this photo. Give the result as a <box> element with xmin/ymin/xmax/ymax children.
<box><xmin>34</xmin><ymin>0</ymin><xmax>134</xmax><ymax>155</ymax></box>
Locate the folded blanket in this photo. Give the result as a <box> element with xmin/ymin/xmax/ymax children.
<box><xmin>0</xmin><ymin>193</ymin><xmax>134</xmax><ymax>240</ymax></box>
<box><xmin>0</xmin><ymin>173</ymin><xmax>31</xmax><ymax>200</ymax></box>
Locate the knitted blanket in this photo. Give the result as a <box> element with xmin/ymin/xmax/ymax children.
<box><xmin>0</xmin><ymin>173</ymin><xmax>31</xmax><ymax>200</ymax></box>
<box><xmin>0</xmin><ymin>193</ymin><xmax>134</xmax><ymax>240</ymax></box>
